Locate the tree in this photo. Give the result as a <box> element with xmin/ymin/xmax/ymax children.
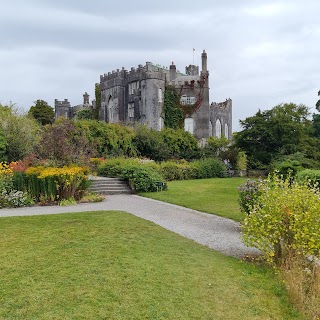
<box><xmin>35</xmin><ymin>118</ymin><xmax>94</xmax><ymax>165</ymax></box>
<box><xmin>76</xmin><ymin>109</ymin><xmax>96</xmax><ymax>120</ymax></box>
<box><xmin>95</xmin><ymin>83</ymin><xmax>101</xmax><ymax>119</ymax></box>
<box><xmin>316</xmin><ymin>90</ymin><xmax>320</xmax><ymax>112</ymax></box>
<box><xmin>0</xmin><ymin>127</ymin><xmax>7</xmax><ymax>162</ymax></box>
<box><xmin>234</xmin><ymin>103</ymin><xmax>313</xmax><ymax>169</ymax></box>
<box><xmin>0</xmin><ymin>103</ymin><xmax>41</xmax><ymax>162</ymax></box>
<box><xmin>28</xmin><ymin>99</ymin><xmax>55</xmax><ymax>125</ymax></box>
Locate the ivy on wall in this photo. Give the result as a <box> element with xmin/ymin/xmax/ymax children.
<box><xmin>163</xmin><ymin>86</ymin><xmax>184</xmax><ymax>129</ymax></box>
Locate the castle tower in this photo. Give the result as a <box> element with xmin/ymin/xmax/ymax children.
<box><xmin>169</xmin><ymin>62</ymin><xmax>177</xmax><ymax>81</ymax></box>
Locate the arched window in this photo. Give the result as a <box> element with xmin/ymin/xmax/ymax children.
<box><xmin>225</xmin><ymin>123</ymin><xmax>229</xmax><ymax>139</ymax></box>
<box><xmin>184</xmin><ymin>118</ymin><xmax>194</xmax><ymax>134</ymax></box>
<box><xmin>158</xmin><ymin>88</ymin><xmax>163</xmax><ymax>103</ymax></box>
<box><xmin>108</xmin><ymin>96</ymin><xmax>114</xmax><ymax>123</ymax></box>
<box><xmin>209</xmin><ymin>120</ymin><xmax>213</xmax><ymax>137</ymax></box>
<box><xmin>215</xmin><ymin>119</ymin><xmax>222</xmax><ymax>138</ymax></box>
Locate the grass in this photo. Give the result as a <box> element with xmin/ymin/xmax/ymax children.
<box><xmin>0</xmin><ymin>211</ymin><xmax>303</xmax><ymax>320</ymax></box>
<box><xmin>140</xmin><ymin>177</ymin><xmax>247</xmax><ymax>222</ymax></box>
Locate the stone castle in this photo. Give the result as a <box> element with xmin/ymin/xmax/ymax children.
<box><xmin>55</xmin><ymin>50</ymin><xmax>232</xmax><ymax>140</ymax></box>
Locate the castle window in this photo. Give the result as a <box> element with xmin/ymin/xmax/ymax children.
<box><xmin>184</xmin><ymin>117</ymin><xmax>194</xmax><ymax>134</ymax></box>
<box><xmin>128</xmin><ymin>103</ymin><xmax>134</xmax><ymax>118</ymax></box>
<box><xmin>209</xmin><ymin>120</ymin><xmax>213</xmax><ymax>137</ymax></box>
<box><xmin>225</xmin><ymin>123</ymin><xmax>229</xmax><ymax>139</ymax></box>
<box><xmin>215</xmin><ymin>119</ymin><xmax>222</xmax><ymax>138</ymax></box>
<box><xmin>158</xmin><ymin>88</ymin><xmax>163</xmax><ymax>103</ymax></box>
<box><xmin>180</xmin><ymin>95</ymin><xmax>196</xmax><ymax>105</ymax></box>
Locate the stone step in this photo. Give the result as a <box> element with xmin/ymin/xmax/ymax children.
<box><xmin>88</xmin><ymin>176</ymin><xmax>132</xmax><ymax>195</ymax></box>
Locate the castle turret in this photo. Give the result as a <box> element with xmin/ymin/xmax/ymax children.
<box><xmin>201</xmin><ymin>50</ymin><xmax>207</xmax><ymax>74</ymax></box>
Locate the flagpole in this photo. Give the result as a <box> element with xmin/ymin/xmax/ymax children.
<box><xmin>193</xmin><ymin>48</ymin><xmax>195</xmax><ymax>65</ymax></box>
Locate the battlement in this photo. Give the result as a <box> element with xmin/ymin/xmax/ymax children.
<box><xmin>54</xmin><ymin>99</ymin><xmax>71</xmax><ymax>107</ymax></box>
<box><xmin>210</xmin><ymin>98</ymin><xmax>232</xmax><ymax>109</ymax></box>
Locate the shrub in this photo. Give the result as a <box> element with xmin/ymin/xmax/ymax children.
<box><xmin>189</xmin><ymin>158</ymin><xmax>226</xmax><ymax>179</ymax></box>
<box><xmin>98</xmin><ymin>158</ymin><xmax>166</xmax><ymax>192</ymax></box>
<box><xmin>238</xmin><ymin>179</ymin><xmax>263</xmax><ymax>215</ymax></box>
<box><xmin>242</xmin><ymin>174</ymin><xmax>320</xmax><ymax>319</ymax></box>
<box><xmin>0</xmin><ymin>189</ymin><xmax>33</xmax><ymax>208</ymax></box>
<box><xmin>242</xmin><ymin>175</ymin><xmax>320</xmax><ymax>264</ymax></box>
<box><xmin>158</xmin><ymin>161</ymin><xmax>187</xmax><ymax>181</ymax></box>
<box><xmin>0</xmin><ymin>162</ymin><xmax>13</xmax><ymax>191</ymax></box>
<box><xmin>296</xmin><ymin>169</ymin><xmax>320</xmax><ymax>186</ymax></box>
<box><xmin>97</xmin><ymin>158</ymin><xmax>140</xmax><ymax>177</ymax></box>
<box><xmin>120</xmin><ymin>165</ymin><xmax>167</xmax><ymax>192</ymax></box>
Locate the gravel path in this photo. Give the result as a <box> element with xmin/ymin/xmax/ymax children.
<box><xmin>0</xmin><ymin>195</ymin><xmax>260</xmax><ymax>258</ymax></box>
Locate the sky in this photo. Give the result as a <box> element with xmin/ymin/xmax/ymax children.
<box><xmin>0</xmin><ymin>0</ymin><xmax>319</xmax><ymax>131</ymax></box>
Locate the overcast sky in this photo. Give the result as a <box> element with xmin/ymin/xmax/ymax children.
<box><xmin>0</xmin><ymin>0</ymin><xmax>319</xmax><ymax>131</ymax></box>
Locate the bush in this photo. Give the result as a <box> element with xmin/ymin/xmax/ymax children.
<box><xmin>0</xmin><ymin>189</ymin><xmax>33</xmax><ymax>208</ymax></box>
<box><xmin>97</xmin><ymin>158</ymin><xmax>140</xmax><ymax>177</ymax></box>
<box><xmin>158</xmin><ymin>161</ymin><xmax>188</xmax><ymax>181</ymax></box>
<box><xmin>98</xmin><ymin>158</ymin><xmax>166</xmax><ymax>192</ymax></box>
<box><xmin>296</xmin><ymin>169</ymin><xmax>320</xmax><ymax>186</ymax></box>
<box><xmin>242</xmin><ymin>175</ymin><xmax>320</xmax><ymax>264</ymax></box>
<box><xmin>120</xmin><ymin>165</ymin><xmax>167</xmax><ymax>192</ymax></box>
<box><xmin>238</xmin><ymin>179</ymin><xmax>263</xmax><ymax>215</ymax></box>
<box><xmin>189</xmin><ymin>158</ymin><xmax>226</xmax><ymax>179</ymax></box>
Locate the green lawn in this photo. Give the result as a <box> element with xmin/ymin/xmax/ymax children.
<box><xmin>0</xmin><ymin>211</ymin><xmax>302</xmax><ymax>320</ymax></box>
<box><xmin>141</xmin><ymin>177</ymin><xmax>247</xmax><ymax>222</ymax></box>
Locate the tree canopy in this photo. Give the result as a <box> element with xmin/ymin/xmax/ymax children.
<box><xmin>28</xmin><ymin>99</ymin><xmax>55</xmax><ymax>125</ymax></box>
<box><xmin>234</xmin><ymin>103</ymin><xmax>315</xmax><ymax>168</ymax></box>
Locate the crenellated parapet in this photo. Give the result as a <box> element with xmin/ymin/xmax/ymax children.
<box><xmin>210</xmin><ymin>98</ymin><xmax>232</xmax><ymax>110</ymax></box>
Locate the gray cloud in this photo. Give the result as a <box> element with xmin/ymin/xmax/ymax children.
<box><xmin>0</xmin><ymin>0</ymin><xmax>319</xmax><ymax>131</ymax></box>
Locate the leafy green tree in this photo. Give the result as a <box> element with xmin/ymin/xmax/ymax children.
<box><xmin>95</xmin><ymin>83</ymin><xmax>101</xmax><ymax>119</ymax></box>
<box><xmin>235</xmin><ymin>103</ymin><xmax>313</xmax><ymax>169</ymax></box>
<box><xmin>0</xmin><ymin>104</ymin><xmax>41</xmax><ymax>162</ymax></box>
<box><xmin>28</xmin><ymin>99</ymin><xmax>55</xmax><ymax>125</ymax></box>
<box><xmin>35</xmin><ymin>118</ymin><xmax>94</xmax><ymax>165</ymax></box>
<box><xmin>76</xmin><ymin>109</ymin><xmax>96</xmax><ymax>120</ymax></box>
<box><xmin>0</xmin><ymin>127</ymin><xmax>7</xmax><ymax>162</ymax></box>
<box><xmin>316</xmin><ymin>90</ymin><xmax>320</xmax><ymax>112</ymax></box>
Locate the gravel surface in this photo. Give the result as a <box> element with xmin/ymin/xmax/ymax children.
<box><xmin>0</xmin><ymin>195</ymin><xmax>260</xmax><ymax>258</ymax></box>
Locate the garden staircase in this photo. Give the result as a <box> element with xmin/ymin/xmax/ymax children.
<box><xmin>88</xmin><ymin>177</ymin><xmax>132</xmax><ymax>195</ymax></box>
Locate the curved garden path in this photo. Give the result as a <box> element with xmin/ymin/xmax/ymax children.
<box><xmin>0</xmin><ymin>195</ymin><xmax>260</xmax><ymax>258</ymax></box>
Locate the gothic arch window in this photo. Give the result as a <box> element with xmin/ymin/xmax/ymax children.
<box><xmin>184</xmin><ymin>118</ymin><xmax>194</xmax><ymax>134</ymax></box>
<box><xmin>225</xmin><ymin>123</ymin><xmax>229</xmax><ymax>139</ymax></box>
<box><xmin>209</xmin><ymin>120</ymin><xmax>213</xmax><ymax>137</ymax></box>
<box><xmin>215</xmin><ymin>119</ymin><xmax>222</xmax><ymax>138</ymax></box>
<box><xmin>107</xmin><ymin>96</ymin><xmax>114</xmax><ymax>123</ymax></box>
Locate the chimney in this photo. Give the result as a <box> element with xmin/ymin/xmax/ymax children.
<box><xmin>83</xmin><ymin>92</ymin><xmax>89</xmax><ymax>104</ymax></box>
<box><xmin>169</xmin><ymin>62</ymin><xmax>177</xmax><ymax>81</ymax></box>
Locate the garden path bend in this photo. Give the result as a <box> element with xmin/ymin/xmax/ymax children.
<box><xmin>0</xmin><ymin>195</ymin><xmax>260</xmax><ymax>258</ymax></box>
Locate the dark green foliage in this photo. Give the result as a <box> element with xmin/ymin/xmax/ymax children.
<box><xmin>133</xmin><ymin>126</ymin><xmax>170</xmax><ymax>161</ymax></box>
<box><xmin>161</xmin><ymin>128</ymin><xmax>199</xmax><ymax>160</ymax></box>
<box><xmin>120</xmin><ymin>165</ymin><xmax>167</xmax><ymax>192</ymax></box>
<box><xmin>235</xmin><ymin>103</ymin><xmax>315</xmax><ymax>169</ymax></box>
<box><xmin>28</xmin><ymin>99</ymin><xmax>54</xmax><ymax>125</ymax></box>
<box><xmin>0</xmin><ymin>128</ymin><xmax>7</xmax><ymax>162</ymax></box>
<box><xmin>296</xmin><ymin>169</ymin><xmax>320</xmax><ymax>186</ymax></box>
<box><xmin>316</xmin><ymin>90</ymin><xmax>320</xmax><ymax>112</ymax></box>
<box><xmin>312</xmin><ymin>114</ymin><xmax>320</xmax><ymax>138</ymax></box>
<box><xmin>163</xmin><ymin>86</ymin><xmax>184</xmax><ymax>129</ymax></box>
<box><xmin>95</xmin><ymin>83</ymin><xmax>101</xmax><ymax>119</ymax></box>
<box><xmin>0</xmin><ymin>104</ymin><xmax>41</xmax><ymax>162</ymax></box>
<box><xmin>75</xmin><ymin>120</ymin><xmax>137</xmax><ymax>158</ymax></box>
<box><xmin>190</xmin><ymin>158</ymin><xmax>227</xmax><ymax>179</ymax></box>
<box><xmin>98</xmin><ymin>159</ymin><xmax>166</xmax><ymax>192</ymax></box>
<box><xmin>76</xmin><ymin>109</ymin><xmax>96</xmax><ymax>120</ymax></box>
